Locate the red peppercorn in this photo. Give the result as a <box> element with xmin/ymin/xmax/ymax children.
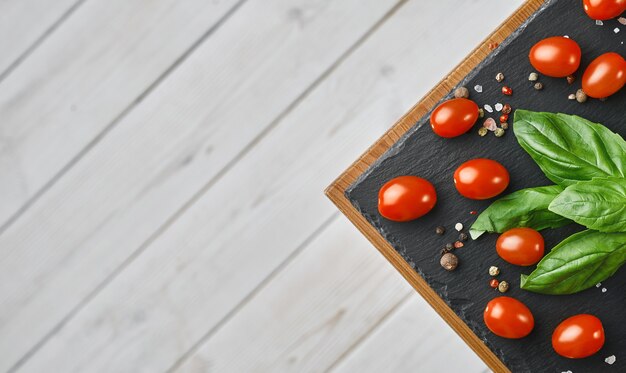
<box><xmin>470</xmin><ymin>210</ymin><xmax>477</xmax><ymax>215</ymax></box>
<box><xmin>454</xmin><ymin>241</ymin><xmax>464</xmax><ymax>249</ymax></box>
<box><xmin>490</xmin><ymin>279</ymin><xmax>499</xmax><ymax>288</ymax></box>
<box><xmin>502</xmin><ymin>86</ymin><xmax>513</xmax><ymax>96</ymax></box>
<box><xmin>499</xmin><ymin>114</ymin><xmax>509</xmax><ymax>123</ymax></box>
<box><xmin>502</xmin><ymin>104</ymin><xmax>512</xmax><ymax>114</ymax></box>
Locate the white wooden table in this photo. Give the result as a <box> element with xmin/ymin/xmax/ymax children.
<box><xmin>0</xmin><ymin>0</ymin><xmax>522</xmax><ymax>371</ymax></box>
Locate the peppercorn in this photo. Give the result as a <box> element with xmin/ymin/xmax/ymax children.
<box><xmin>534</xmin><ymin>82</ymin><xmax>543</xmax><ymax>90</ymax></box>
<box><xmin>499</xmin><ymin>114</ymin><xmax>508</xmax><ymax>123</ymax></box>
<box><xmin>454</xmin><ymin>241</ymin><xmax>464</xmax><ymax>249</ymax></box>
<box><xmin>470</xmin><ymin>210</ymin><xmax>477</xmax><ymax>215</ymax></box>
<box><xmin>454</xmin><ymin>86</ymin><xmax>470</xmax><ymax>99</ymax></box>
<box><xmin>494</xmin><ymin>128</ymin><xmax>505</xmax><ymax>137</ymax></box>
<box><xmin>528</xmin><ymin>72</ymin><xmax>539</xmax><ymax>81</ymax></box>
<box><xmin>440</xmin><ymin>253</ymin><xmax>459</xmax><ymax>271</ymax></box>
<box><xmin>566</xmin><ymin>75</ymin><xmax>575</xmax><ymax>84</ymax></box>
<box><xmin>445</xmin><ymin>243</ymin><xmax>454</xmax><ymax>250</ymax></box>
<box><xmin>495</xmin><ymin>72</ymin><xmax>505</xmax><ymax>82</ymax></box>
<box><xmin>501</xmin><ymin>122</ymin><xmax>509</xmax><ymax>130</ymax></box>
<box><xmin>441</xmin><ymin>247</ymin><xmax>452</xmax><ymax>256</ymax></box>
<box><xmin>458</xmin><ymin>232</ymin><xmax>468</xmax><ymax>242</ymax></box>
<box><xmin>490</xmin><ymin>279</ymin><xmax>499</xmax><ymax>288</ymax></box>
<box><xmin>498</xmin><ymin>281</ymin><xmax>510</xmax><ymax>293</ymax></box>
<box><xmin>478</xmin><ymin>127</ymin><xmax>488</xmax><ymax>137</ymax></box>
<box><xmin>435</xmin><ymin>226</ymin><xmax>446</xmax><ymax>235</ymax></box>
<box><xmin>478</xmin><ymin>108</ymin><xmax>485</xmax><ymax>118</ymax></box>
<box><xmin>488</xmin><ymin>266</ymin><xmax>500</xmax><ymax>276</ymax></box>
<box><xmin>501</xmin><ymin>86</ymin><xmax>513</xmax><ymax>95</ymax></box>
<box><xmin>576</xmin><ymin>89</ymin><xmax>587</xmax><ymax>103</ymax></box>
<box><xmin>502</xmin><ymin>104</ymin><xmax>512</xmax><ymax>114</ymax></box>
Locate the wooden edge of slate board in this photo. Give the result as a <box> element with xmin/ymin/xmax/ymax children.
<box><xmin>325</xmin><ymin>1</ymin><xmax>544</xmax><ymax>372</ymax></box>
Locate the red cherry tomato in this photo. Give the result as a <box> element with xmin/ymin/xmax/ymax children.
<box><xmin>453</xmin><ymin>158</ymin><xmax>509</xmax><ymax>200</ymax></box>
<box><xmin>582</xmin><ymin>52</ymin><xmax>626</xmax><ymax>98</ymax></box>
<box><xmin>430</xmin><ymin>98</ymin><xmax>479</xmax><ymax>138</ymax></box>
<box><xmin>583</xmin><ymin>0</ymin><xmax>626</xmax><ymax>20</ymax></box>
<box><xmin>496</xmin><ymin>228</ymin><xmax>545</xmax><ymax>266</ymax></box>
<box><xmin>529</xmin><ymin>36</ymin><xmax>582</xmax><ymax>77</ymax></box>
<box><xmin>378</xmin><ymin>176</ymin><xmax>437</xmax><ymax>222</ymax></box>
<box><xmin>484</xmin><ymin>297</ymin><xmax>534</xmax><ymax>339</ymax></box>
<box><xmin>552</xmin><ymin>314</ymin><xmax>605</xmax><ymax>359</ymax></box>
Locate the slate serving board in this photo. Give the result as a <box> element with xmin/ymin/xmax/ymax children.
<box><xmin>345</xmin><ymin>1</ymin><xmax>625</xmax><ymax>372</ymax></box>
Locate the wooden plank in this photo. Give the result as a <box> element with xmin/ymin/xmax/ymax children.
<box><xmin>325</xmin><ymin>1</ymin><xmax>544</xmax><ymax>372</ymax></box>
<box><xmin>331</xmin><ymin>292</ymin><xmax>486</xmax><ymax>373</ymax></box>
<box><xmin>0</xmin><ymin>0</ymin><xmax>242</xmax><ymax>229</ymax></box>
<box><xmin>0</xmin><ymin>0</ymin><xmax>80</xmax><ymax>78</ymax></box>
<box><xmin>175</xmin><ymin>217</ymin><xmax>416</xmax><ymax>372</ymax></box>
<box><xmin>12</xmin><ymin>1</ymin><xmax>521</xmax><ymax>371</ymax></box>
<box><xmin>0</xmin><ymin>0</ymin><xmax>401</xmax><ymax>371</ymax></box>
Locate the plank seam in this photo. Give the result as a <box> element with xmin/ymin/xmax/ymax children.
<box><xmin>9</xmin><ymin>0</ymin><xmax>409</xmax><ymax>369</ymax></box>
<box><xmin>0</xmin><ymin>0</ymin><xmax>249</xmax><ymax>237</ymax></box>
<box><xmin>324</xmin><ymin>290</ymin><xmax>413</xmax><ymax>373</ymax></box>
<box><xmin>165</xmin><ymin>213</ymin><xmax>341</xmax><ymax>372</ymax></box>
<box><xmin>0</xmin><ymin>0</ymin><xmax>88</xmax><ymax>85</ymax></box>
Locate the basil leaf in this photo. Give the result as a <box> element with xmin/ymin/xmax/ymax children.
<box><xmin>469</xmin><ymin>185</ymin><xmax>570</xmax><ymax>239</ymax></box>
<box><xmin>514</xmin><ymin>110</ymin><xmax>626</xmax><ymax>187</ymax></box>
<box><xmin>549</xmin><ymin>177</ymin><xmax>626</xmax><ymax>233</ymax></box>
<box><xmin>520</xmin><ymin>230</ymin><xmax>626</xmax><ymax>295</ymax></box>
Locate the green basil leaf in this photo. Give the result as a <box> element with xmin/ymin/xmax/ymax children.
<box><xmin>514</xmin><ymin>110</ymin><xmax>626</xmax><ymax>187</ymax></box>
<box><xmin>469</xmin><ymin>185</ymin><xmax>570</xmax><ymax>239</ymax></box>
<box><xmin>549</xmin><ymin>177</ymin><xmax>626</xmax><ymax>233</ymax></box>
<box><xmin>520</xmin><ymin>230</ymin><xmax>626</xmax><ymax>295</ymax></box>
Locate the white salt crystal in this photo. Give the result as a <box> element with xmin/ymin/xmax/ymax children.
<box><xmin>455</xmin><ymin>223</ymin><xmax>463</xmax><ymax>231</ymax></box>
<box><xmin>495</xmin><ymin>103</ymin><xmax>503</xmax><ymax>112</ymax></box>
<box><xmin>484</xmin><ymin>104</ymin><xmax>493</xmax><ymax>113</ymax></box>
<box><xmin>474</xmin><ymin>85</ymin><xmax>483</xmax><ymax>93</ymax></box>
<box><xmin>602</xmin><ymin>287</ymin><xmax>607</xmax><ymax>293</ymax></box>
<box><xmin>596</xmin><ymin>283</ymin><xmax>602</xmax><ymax>288</ymax></box>
<box><xmin>596</xmin><ymin>20</ymin><xmax>604</xmax><ymax>26</ymax></box>
<box><xmin>605</xmin><ymin>355</ymin><xmax>616</xmax><ymax>365</ymax></box>
<box><xmin>614</xmin><ymin>27</ymin><xmax>620</xmax><ymax>34</ymax></box>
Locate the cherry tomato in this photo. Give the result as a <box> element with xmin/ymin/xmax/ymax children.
<box><xmin>453</xmin><ymin>158</ymin><xmax>509</xmax><ymax>200</ymax></box>
<box><xmin>378</xmin><ymin>176</ymin><xmax>437</xmax><ymax>222</ymax></box>
<box><xmin>484</xmin><ymin>296</ymin><xmax>534</xmax><ymax>339</ymax></box>
<box><xmin>430</xmin><ymin>98</ymin><xmax>479</xmax><ymax>138</ymax></box>
<box><xmin>529</xmin><ymin>36</ymin><xmax>582</xmax><ymax>77</ymax></box>
<box><xmin>552</xmin><ymin>314</ymin><xmax>605</xmax><ymax>358</ymax></box>
<box><xmin>496</xmin><ymin>228</ymin><xmax>545</xmax><ymax>266</ymax></box>
<box><xmin>582</xmin><ymin>52</ymin><xmax>626</xmax><ymax>98</ymax></box>
<box><xmin>583</xmin><ymin>0</ymin><xmax>626</xmax><ymax>20</ymax></box>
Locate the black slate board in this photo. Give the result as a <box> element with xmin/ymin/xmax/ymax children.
<box><xmin>346</xmin><ymin>1</ymin><xmax>626</xmax><ymax>372</ymax></box>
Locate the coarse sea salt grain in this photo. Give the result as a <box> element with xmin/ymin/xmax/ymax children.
<box><xmin>484</xmin><ymin>104</ymin><xmax>493</xmax><ymax>113</ymax></box>
<box><xmin>483</xmin><ymin>118</ymin><xmax>497</xmax><ymax>131</ymax></box>
<box><xmin>596</xmin><ymin>20</ymin><xmax>604</xmax><ymax>26</ymax></box>
<box><xmin>495</xmin><ymin>103</ymin><xmax>503</xmax><ymax>112</ymax></box>
<box><xmin>474</xmin><ymin>85</ymin><xmax>483</xmax><ymax>93</ymax></box>
<box><xmin>596</xmin><ymin>283</ymin><xmax>602</xmax><ymax>287</ymax></box>
<box><xmin>614</xmin><ymin>27</ymin><xmax>620</xmax><ymax>34</ymax></box>
<box><xmin>605</xmin><ymin>355</ymin><xmax>616</xmax><ymax>365</ymax></box>
<box><xmin>619</xmin><ymin>17</ymin><xmax>626</xmax><ymax>25</ymax></box>
<box><xmin>455</xmin><ymin>222</ymin><xmax>463</xmax><ymax>231</ymax></box>
<box><xmin>602</xmin><ymin>287</ymin><xmax>607</xmax><ymax>292</ymax></box>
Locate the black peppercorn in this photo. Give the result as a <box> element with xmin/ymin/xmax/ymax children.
<box><xmin>445</xmin><ymin>243</ymin><xmax>454</xmax><ymax>250</ymax></box>
<box><xmin>440</xmin><ymin>253</ymin><xmax>459</xmax><ymax>271</ymax></box>
<box><xmin>435</xmin><ymin>226</ymin><xmax>446</xmax><ymax>235</ymax></box>
<box><xmin>458</xmin><ymin>232</ymin><xmax>468</xmax><ymax>242</ymax></box>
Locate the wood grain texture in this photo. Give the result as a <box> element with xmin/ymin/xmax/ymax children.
<box><xmin>326</xmin><ymin>1</ymin><xmax>544</xmax><ymax>372</ymax></box>
<box><xmin>0</xmin><ymin>0</ymin><xmax>401</xmax><ymax>371</ymax></box>
<box><xmin>175</xmin><ymin>217</ymin><xmax>414</xmax><ymax>373</ymax></box>
<box><xmin>0</xmin><ymin>0</ymin><xmax>240</xmax><ymax>229</ymax></box>
<box><xmin>332</xmin><ymin>291</ymin><xmax>487</xmax><ymax>373</ymax></box>
<box><xmin>13</xmin><ymin>1</ymin><xmax>521</xmax><ymax>372</ymax></box>
<box><xmin>0</xmin><ymin>0</ymin><xmax>80</xmax><ymax>78</ymax></box>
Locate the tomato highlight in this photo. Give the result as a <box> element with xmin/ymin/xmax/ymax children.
<box><xmin>378</xmin><ymin>176</ymin><xmax>437</xmax><ymax>222</ymax></box>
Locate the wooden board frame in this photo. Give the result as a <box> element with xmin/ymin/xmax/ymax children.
<box><xmin>325</xmin><ymin>1</ymin><xmax>544</xmax><ymax>372</ymax></box>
